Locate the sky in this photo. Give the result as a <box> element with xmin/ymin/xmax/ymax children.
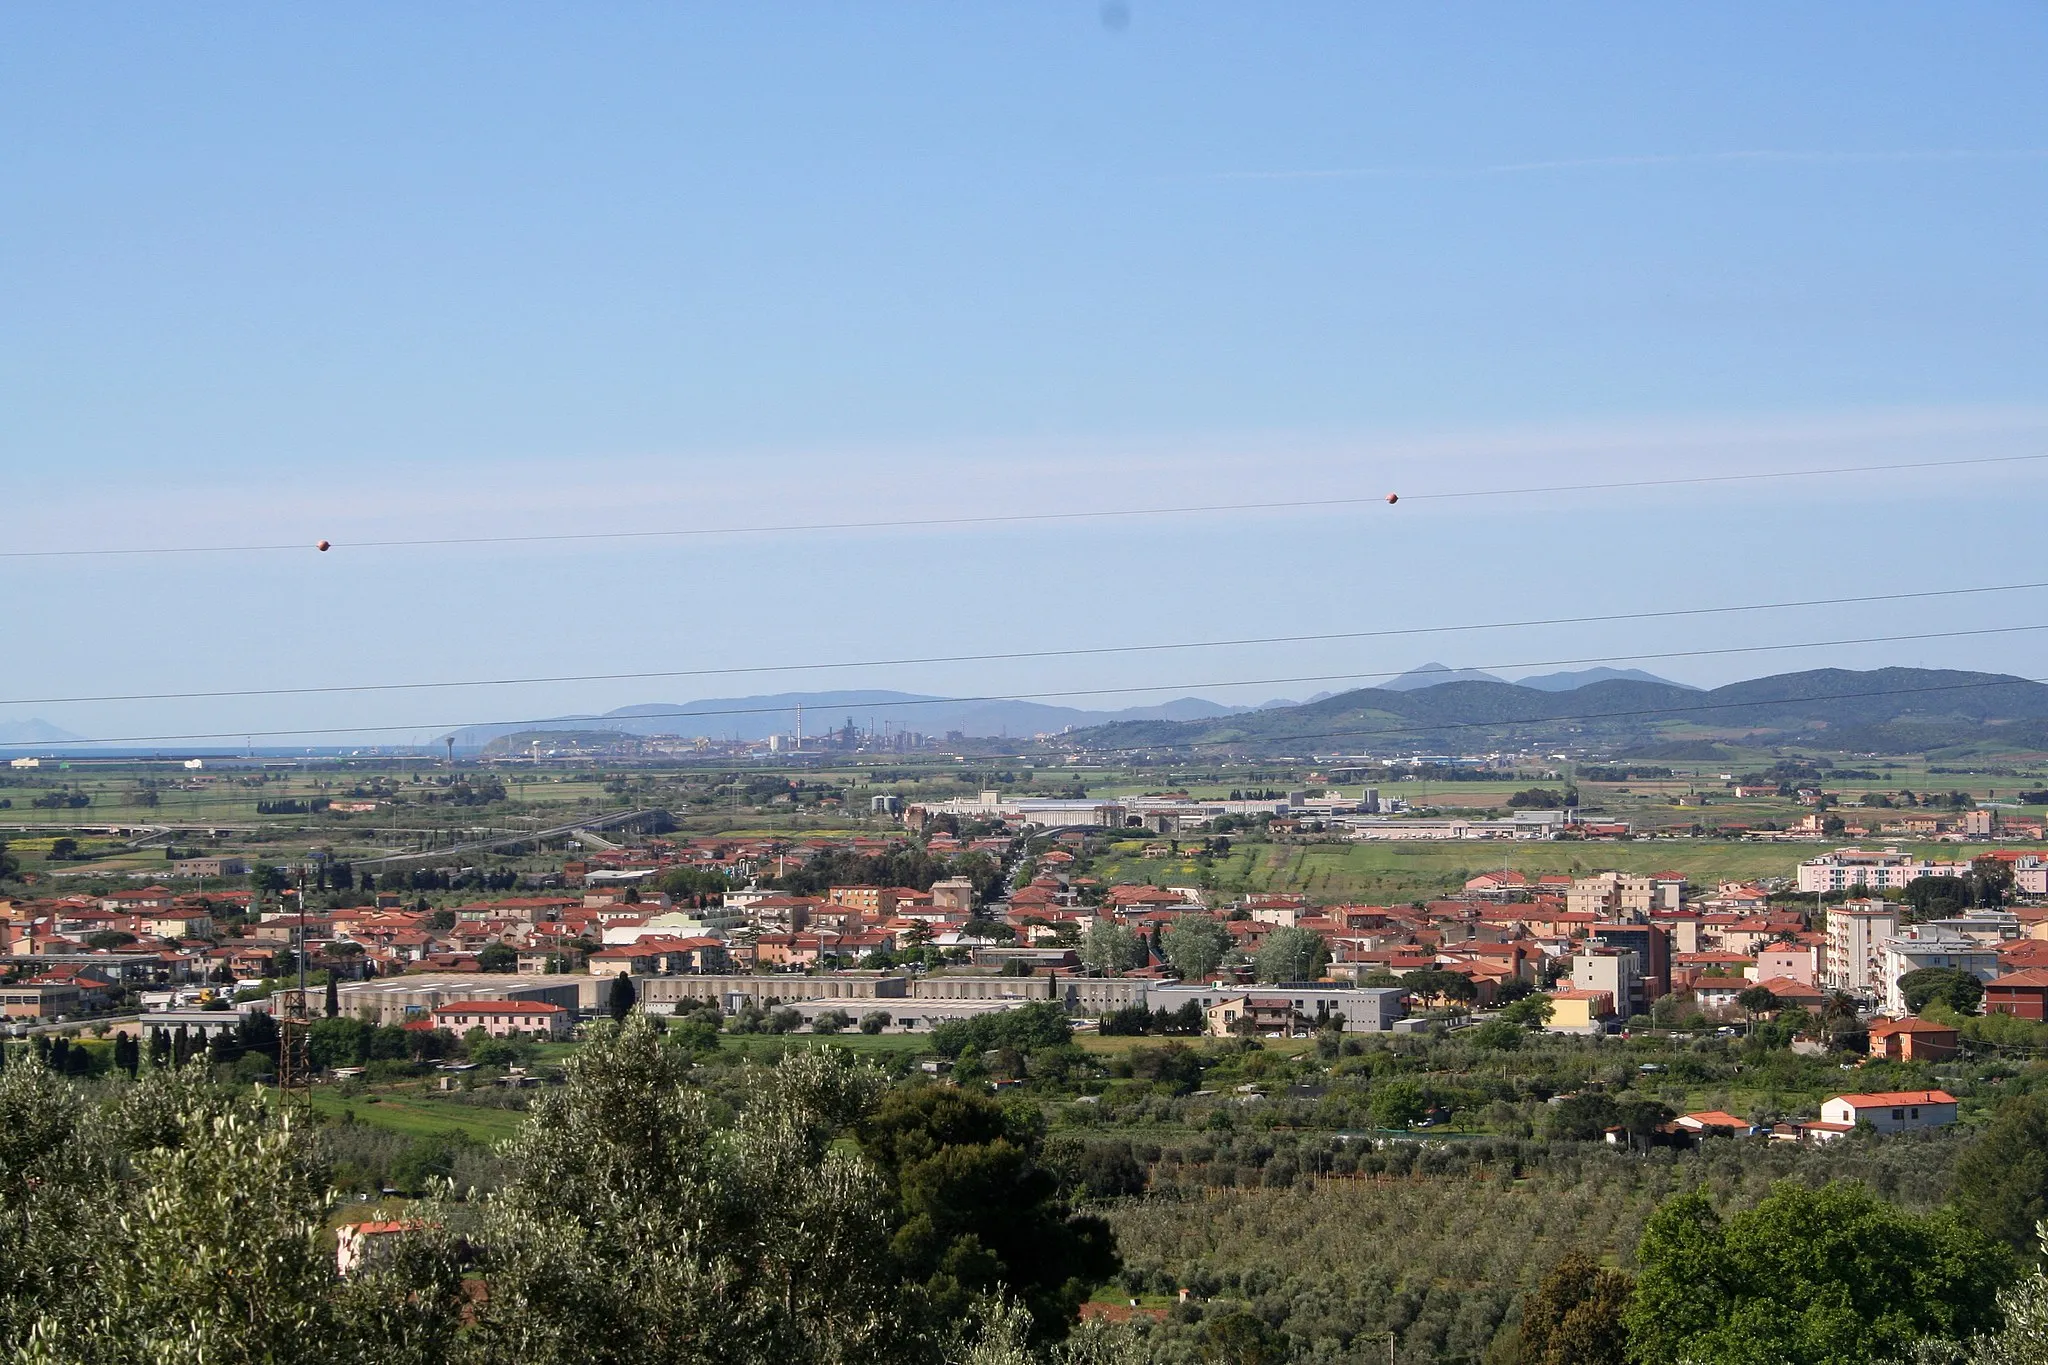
<box><xmin>3</xmin><ymin>3</ymin><xmax>2047</xmax><ymax>749</ymax></box>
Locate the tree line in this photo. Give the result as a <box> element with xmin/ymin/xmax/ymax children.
<box><xmin>0</xmin><ymin>1017</ymin><xmax>1139</xmax><ymax>1365</ymax></box>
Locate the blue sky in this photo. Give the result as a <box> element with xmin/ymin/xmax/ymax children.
<box><xmin>4</xmin><ymin>4</ymin><xmax>2047</xmax><ymax>747</ymax></box>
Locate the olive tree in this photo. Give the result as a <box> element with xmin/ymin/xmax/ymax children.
<box><xmin>1159</xmin><ymin>914</ymin><xmax>1235</xmax><ymax>982</ymax></box>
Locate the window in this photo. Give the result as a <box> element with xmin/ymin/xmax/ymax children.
<box><xmin>1910</xmin><ymin>1108</ymin><xmax>1920</xmax><ymax>1118</ymax></box>
<box><xmin>1892</xmin><ymin>1109</ymin><xmax>1905</xmax><ymax>1120</ymax></box>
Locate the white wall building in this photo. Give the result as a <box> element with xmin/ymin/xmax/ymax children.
<box><xmin>1797</xmin><ymin>849</ymin><xmax>1973</xmax><ymax>893</ymax></box>
<box><xmin>1824</xmin><ymin>901</ymin><xmax>1900</xmax><ymax>997</ymax></box>
<box><xmin>1878</xmin><ymin>928</ymin><xmax>2001</xmax><ymax>1015</ymax></box>
<box><xmin>1144</xmin><ymin>982</ymin><xmax>1407</xmax><ymax>1033</ymax></box>
<box><xmin>1819</xmin><ymin>1090</ymin><xmax>1957</xmax><ymax>1135</ymax></box>
<box><xmin>1572</xmin><ymin>948</ymin><xmax>1640</xmax><ymax>1019</ymax></box>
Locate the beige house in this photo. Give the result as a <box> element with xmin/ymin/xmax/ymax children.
<box><xmin>1</xmin><ymin>981</ymin><xmax>81</xmax><ymax>1020</ymax></box>
<box><xmin>1544</xmin><ymin>988</ymin><xmax>1613</xmax><ymax>1032</ymax></box>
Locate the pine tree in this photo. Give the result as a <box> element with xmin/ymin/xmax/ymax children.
<box><xmin>324</xmin><ymin>974</ymin><xmax>338</xmax><ymax>1020</ymax></box>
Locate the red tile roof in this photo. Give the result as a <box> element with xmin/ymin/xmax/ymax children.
<box><xmin>1832</xmin><ymin>1090</ymin><xmax>1957</xmax><ymax>1107</ymax></box>
<box><xmin>430</xmin><ymin>1000</ymin><xmax>565</xmax><ymax>1016</ymax></box>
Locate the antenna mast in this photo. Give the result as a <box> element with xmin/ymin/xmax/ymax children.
<box><xmin>274</xmin><ymin>869</ymin><xmax>313</xmax><ymax>1112</ymax></box>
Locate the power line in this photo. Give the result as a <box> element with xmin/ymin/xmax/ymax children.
<box><xmin>4</xmin><ymin>621</ymin><xmax>2044</xmax><ymax>750</ymax></box>
<box><xmin>4</xmin><ymin>451</ymin><xmax>2041</xmax><ymax>560</ymax></box>
<box><xmin>8</xmin><ymin>575</ymin><xmax>2048</xmax><ymax>708</ymax></box>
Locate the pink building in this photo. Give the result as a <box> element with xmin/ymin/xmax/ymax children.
<box><xmin>430</xmin><ymin>999</ymin><xmax>570</xmax><ymax>1038</ymax></box>
<box><xmin>1754</xmin><ymin>944</ymin><xmax>1818</xmax><ymax>986</ymax></box>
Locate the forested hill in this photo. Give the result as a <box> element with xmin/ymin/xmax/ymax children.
<box><xmin>1060</xmin><ymin>667</ymin><xmax>2048</xmax><ymax>757</ymax></box>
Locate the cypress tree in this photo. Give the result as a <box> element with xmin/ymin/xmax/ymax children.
<box><xmin>608</xmin><ymin>972</ymin><xmax>637</xmax><ymax>1022</ymax></box>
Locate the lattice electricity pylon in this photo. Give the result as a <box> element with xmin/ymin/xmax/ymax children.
<box><xmin>273</xmin><ymin>987</ymin><xmax>313</xmax><ymax>1113</ymax></box>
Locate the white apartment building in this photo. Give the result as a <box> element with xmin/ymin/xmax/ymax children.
<box><xmin>1878</xmin><ymin>927</ymin><xmax>2001</xmax><ymax>1015</ymax></box>
<box><xmin>1572</xmin><ymin>948</ymin><xmax>1640</xmax><ymax>1020</ymax></box>
<box><xmin>1824</xmin><ymin>901</ymin><xmax>1899</xmax><ymax>997</ymax></box>
<box><xmin>1797</xmin><ymin>849</ymin><xmax>1973</xmax><ymax>894</ymax></box>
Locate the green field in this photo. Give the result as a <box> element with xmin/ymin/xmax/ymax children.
<box><xmin>306</xmin><ymin>1088</ymin><xmax>531</xmax><ymax>1143</ymax></box>
<box><xmin>1089</xmin><ymin>836</ymin><xmax>2002</xmax><ymax>903</ymax></box>
<box><xmin>704</xmin><ymin>1031</ymin><xmax>934</xmax><ymax>1063</ymax></box>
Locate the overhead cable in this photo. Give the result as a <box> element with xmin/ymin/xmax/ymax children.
<box><xmin>5</xmin><ymin>620</ymin><xmax>2044</xmax><ymax>749</ymax></box>
<box><xmin>3</xmin><ymin>451</ymin><xmax>2041</xmax><ymax>559</ymax></box>
<box><xmin>7</xmin><ymin>575</ymin><xmax>2048</xmax><ymax>708</ymax></box>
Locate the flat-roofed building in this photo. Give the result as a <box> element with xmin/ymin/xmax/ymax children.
<box><xmin>1824</xmin><ymin>901</ymin><xmax>1899</xmax><ymax>997</ymax></box>
<box><xmin>631</xmin><ymin>971</ymin><xmax>909</xmax><ymax>1015</ymax></box>
<box><xmin>1879</xmin><ymin>930</ymin><xmax>2000</xmax><ymax>1016</ymax></box>
<box><xmin>1</xmin><ymin>981</ymin><xmax>81</xmax><ymax>1020</ymax></box>
<box><xmin>1798</xmin><ymin>850</ymin><xmax>1972</xmax><ymax>894</ymax></box>
<box><xmin>1145</xmin><ymin>982</ymin><xmax>1405</xmax><ymax>1032</ymax></box>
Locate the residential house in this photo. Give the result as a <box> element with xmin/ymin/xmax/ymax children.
<box><xmin>429</xmin><ymin>999</ymin><xmax>571</xmax><ymax>1039</ymax></box>
<box><xmin>1867</xmin><ymin>1016</ymin><xmax>1960</xmax><ymax>1062</ymax></box>
<box><xmin>1675</xmin><ymin>1111</ymin><xmax>1755</xmax><ymax>1138</ymax></box>
<box><xmin>1203</xmin><ymin>995</ymin><xmax>1303</xmax><ymax>1037</ymax></box>
<box><xmin>1755</xmin><ymin>943</ymin><xmax>1819</xmax><ymax>986</ymax></box>
<box><xmin>1819</xmin><ymin>1090</ymin><xmax>1957</xmax><ymax>1135</ymax></box>
<box><xmin>1545</xmin><ymin>988</ymin><xmax>1615</xmax><ymax>1032</ymax></box>
<box><xmin>1985</xmin><ymin>967</ymin><xmax>2048</xmax><ymax>1021</ymax></box>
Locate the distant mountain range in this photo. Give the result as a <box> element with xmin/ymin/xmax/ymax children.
<box><xmin>1378</xmin><ymin>662</ymin><xmax>1692</xmax><ymax>692</ymax></box>
<box><xmin>9</xmin><ymin>665</ymin><xmax>2035</xmax><ymax>760</ymax></box>
<box><xmin>448</xmin><ymin>669</ymin><xmax>1710</xmax><ymax>751</ymax></box>
<box><xmin>449</xmin><ymin>690</ymin><xmax>1261</xmax><ymax>751</ymax></box>
<box><xmin>1057</xmin><ymin>667</ymin><xmax>2048</xmax><ymax>759</ymax></box>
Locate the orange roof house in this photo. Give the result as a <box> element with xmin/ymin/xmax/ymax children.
<box><xmin>1867</xmin><ymin>1016</ymin><xmax>1960</xmax><ymax>1062</ymax></box>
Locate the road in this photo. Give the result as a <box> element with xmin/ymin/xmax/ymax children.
<box><xmin>351</xmin><ymin>807</ymin><xmax>671</xmax><ymax>868</ymax></box>
<box><xmin>8</xmin><ymin>1011</ymin><xmax>144</xmax><ymax>1039</ymax></box>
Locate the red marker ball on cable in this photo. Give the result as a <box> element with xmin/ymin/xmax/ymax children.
<box><xmin>1385</xmin><ymin>493</ymin><xmax>1399</xmax><ymax>505</ymax></box>
<box><xmin>316</xmin><ymin>540</ymin><xmax>331</xmax><ymax>552</ymax></box>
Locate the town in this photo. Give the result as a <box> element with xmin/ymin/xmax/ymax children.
<box><xmin>10</xmin><ymin>4</ymin><xmax>2048</xmax><ymax>1361</ymax></box>
<box><xmin>11</xmin><ymin>760</ymin><xmax>2048</xmax><ymax>1139</ymax></box>
<box><xmin>10</xmin><ymin>753</ymin><xmax>2048</xmax><ymax>1360</ymax></box>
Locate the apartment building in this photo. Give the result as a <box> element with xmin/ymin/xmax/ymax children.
<box><xmin>1797</xmin><ymin>849</ymin><xmax>1972</xmax><ymax>894</ymax></box>
<box><xmin>1879</xmin><ymin>928</ymin><xmax>2001</xmax><ymax>1015</ymax></box>
<box><xmin>1824</xmin><ymin>901</ymin><xmax>1899</xmax><ymax>996</ymax></box>
<box><xmin>1572</xmin><ymin>947</ymin><xmax>1640</xmax><ymax>1020</ymax></box>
